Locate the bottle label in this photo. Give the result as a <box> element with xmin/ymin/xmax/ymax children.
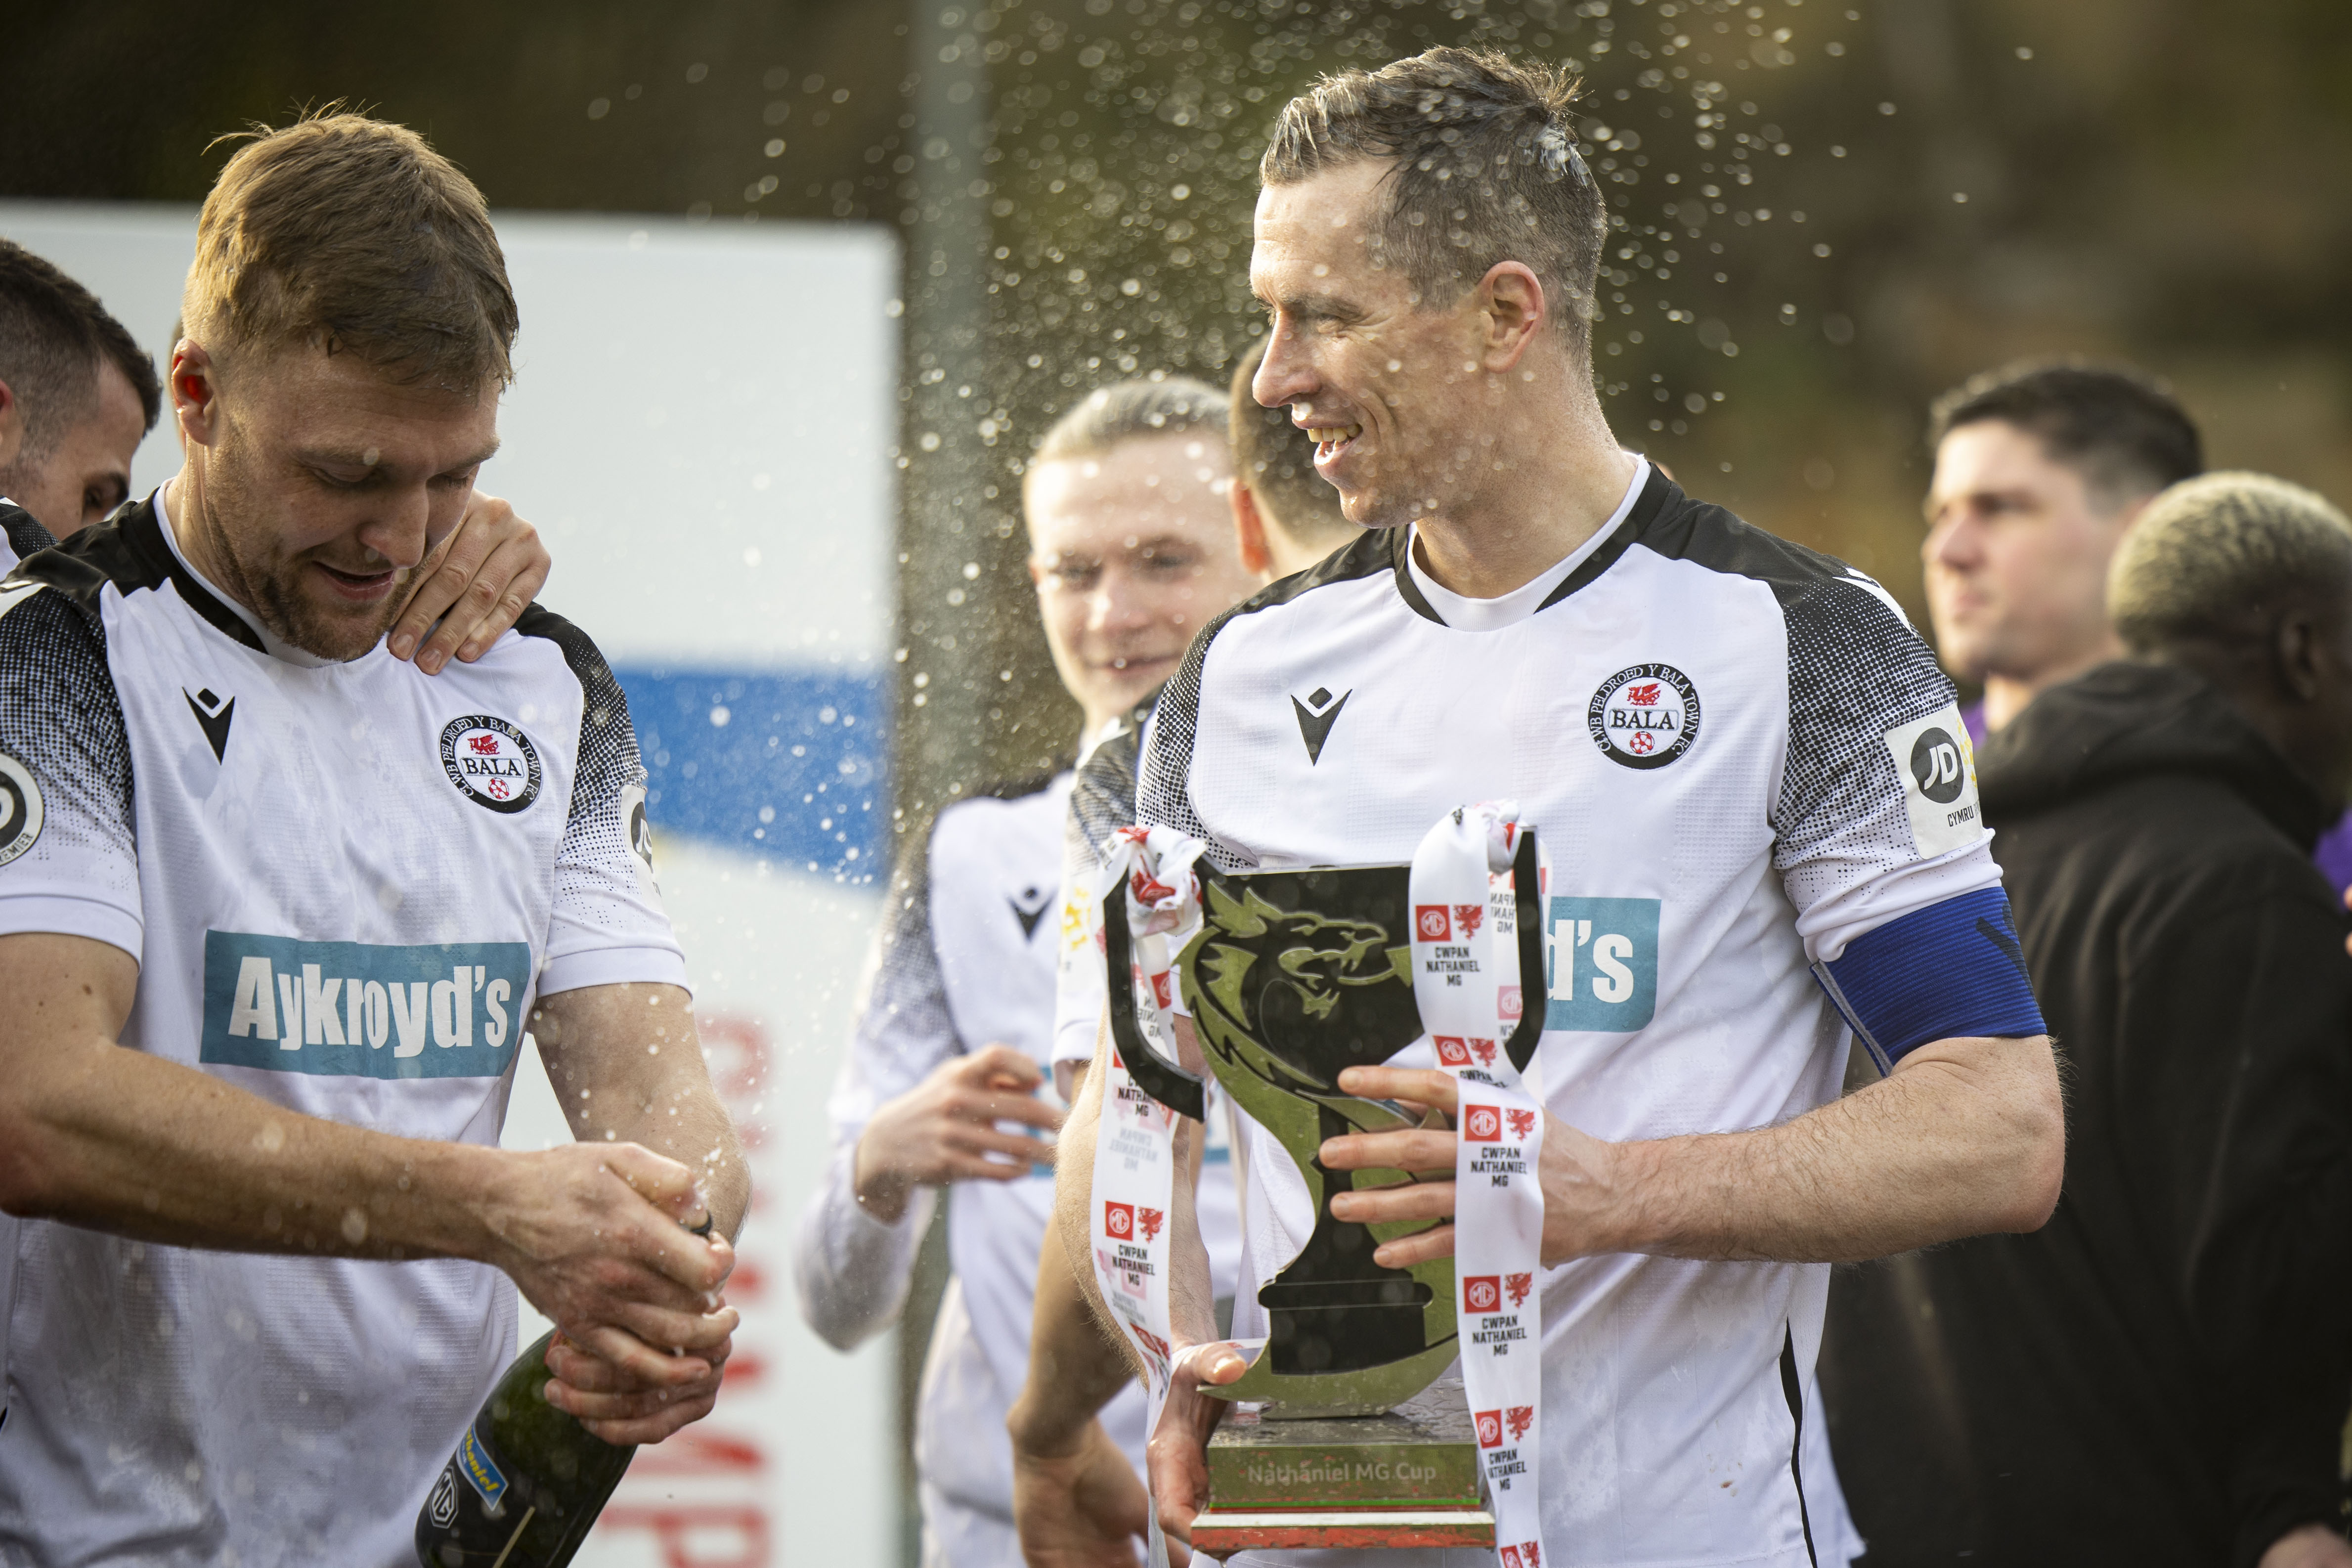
<box><xmin>458</xmin><ymin>1422</ymin><xmax>510</xmax><ymax>1512</ymax></box>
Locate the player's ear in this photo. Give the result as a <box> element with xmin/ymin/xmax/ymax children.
<box><xmin>1478</xmin><ymin>262</ymin><xmax>1546</xmax><ymax>373</ymax></box>
<box><xmin>171</xmin><ymin>339</ymin><xmax>225</xmax><ymax>450</ymax></box>
<box><xmin>1231</xmin><ymin>479</ymin><xmax>1273</xmax><ymax>577</ymax></box>
<box><xmin>0</xmin><ymin>374</ymin><xmax>20</xmax><ymax>471</ymax></box>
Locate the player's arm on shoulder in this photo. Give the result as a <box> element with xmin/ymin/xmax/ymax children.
<box><xmin>388</xmin><ymin>489</ymin><xmax>551</xmax><ymax>673</ymax></box>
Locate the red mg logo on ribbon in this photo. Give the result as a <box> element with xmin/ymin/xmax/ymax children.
<box><xmin>1464</xmin><ymin>1275</ymin><xmax>1501</xmax><ymax>1313</ymax></box>
<box><xmin>1104</xmin><ymin>1201</ymin><xmax>1134</xmax><ymax>1239</ymax></box>
<box><xmin>1475</xmin><ymin>1409</ymin><xmax>1503</xmax><ymax>1448</ymax></box>
<box><xmin>1434</xmin><ymin>1037</ymin><xmax>1471</xmax><ymax>1066</ymax></box>
<box><xmin>1415</xmin><ymin>905</ymin><xmax>1451</xmax><ymax>941</ymax></box>
<box><xmin>1464</xmin><ymin>1104</ymin><xmax>1502</xmax><ymax>1142</ymax></box>
<box><xmin>1501</xmin><ymin>1548</ymin><xmax>1524</xmax><ymax>1568</ymax></box>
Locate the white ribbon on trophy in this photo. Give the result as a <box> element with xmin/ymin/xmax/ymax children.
<box><xmin>1084</xmin><ymin>825</ymin><xmax>1206</xmax><ymax>1568</ymax></box>
<box><xmin>1410</xmin><ymin>803</ymin><xmax>1550</xmax><ymax>1568</ymax></box>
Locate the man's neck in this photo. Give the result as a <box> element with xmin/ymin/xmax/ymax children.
<box><xmin>1407</xmin><ymin>389</ymin><xmax>1637</xmax><ymax>600</ymax></box>
<box><xmin>1981</xmin><ymin>634</ymin><xmax>2126</xmax><ymax>733</ymax></box>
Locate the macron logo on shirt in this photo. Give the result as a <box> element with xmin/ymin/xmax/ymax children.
<box><xmin>200</xmin><ymin>931</ymin><xmax>530</xmax><ymax>1080</ymax></box>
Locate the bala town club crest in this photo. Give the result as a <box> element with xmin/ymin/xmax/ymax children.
<box><xmin>1588</xmin><ymin>663</ymin><xmax>1700</xmax><ymax>770</ymax></box>
<box><xmin>440</xmin><ymin>715</ymin><xmax>543</xmax><ymax>814</ymax></box>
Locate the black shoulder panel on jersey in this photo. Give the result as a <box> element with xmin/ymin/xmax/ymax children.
<box><xmin>1</xmin><ymin>501</ymin><xmax>56</xmax><ymax>568</ymax></box>
<box><xmin>976</xmin><ymin>765</ymin><xmax>1070</xmax><ymax>803</ymax></box>
<box><xmin>16</xmin><ymin>497</ymin><xmax>265</xmax><ymax>652</ymax></box>
<box><xmin>1068</xmin><ymin>697</ymin><xmax>1149</xmax><ymax>874</ymax></box>
<box><xmin>0</xmin><ymin>578</ymin><xmax>135</xmax><ymax>866</ymax></box>
<box><xmin>1136</xmin><ymin>529</ymin><xmax>1392</xmax><ymax>858</ymax></box>
<box><xmin>1627</xmin><ymin>472</ymin><xmax>1957</xmax><ymax>855</ymax></box>
<box><xmin>514</xmin><ymin>604</ymin><xmax>643</xmax><ymax>825</ymax></box>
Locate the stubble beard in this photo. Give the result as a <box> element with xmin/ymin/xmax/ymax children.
<box><xmin>203</xmin><ymin>449</ymin><xmax>402</xmax><ymax>664</ymax></box>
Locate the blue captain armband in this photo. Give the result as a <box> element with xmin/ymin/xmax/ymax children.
<box><xmin>1812</xmin><ymin>886</ymin><xmax>2046</xmax><ymax>1074</ymax></box>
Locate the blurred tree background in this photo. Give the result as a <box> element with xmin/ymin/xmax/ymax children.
<box><xmin>13</xmin><ymin>0</ymin><xmax>2352</xmax><ymax>1553</ymax></box>
<box><xmin>16</xmin><ymin>0</ymin><xmax>2352</xmax><ymax>777</ymax></box>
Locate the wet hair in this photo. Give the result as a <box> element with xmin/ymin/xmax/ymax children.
<box><xmin>184</xmin><ymin>108</ymin><xmax>517</xmax><ymax>391</ymax></box>
<box><xmin>1030</xmin><ymin>375</ymin><xmax>1229</xmax><ymax>467</ymax></box>
<box><xmin>0</xmin><ymin>239</ymin><xmax>162</xmax><ymax>459</ymax></box>
<box><xmin>2109</xmin><ymin>472</ymin><xmax>2352</xmax><ymax>653</ymax></box>
<box><xmin>1261</xmin><ymin>46</ymin><xmax>1606</xmax><ymax>343</ymax></box>
<box><xmin>1228</xmin><ymin>340</ymin><xmax>1353</xmax><ymax>552</ymax></box>
<box><xmin>1929</xmin><ymin>359</ymin><xmax>2203</xmax><ymax>507</ymax></box>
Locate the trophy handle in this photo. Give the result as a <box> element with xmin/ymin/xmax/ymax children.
<box><xmin>1101</xmin><ymin>884</ymin><xmax>1211</xmax><ymax>1123</ymax></box>
<box><xmin>1505</xmin><ymin>828</ymin><xmax>1545</xmax><ymax>1075</ymax></box>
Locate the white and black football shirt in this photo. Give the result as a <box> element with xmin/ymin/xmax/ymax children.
<box><xmin>1136</xmin><ymin>462</ymin><xmax>2041</xmax><ymax>1568</ymax></box>
<box><xmin>0</xmin><ymin>493</ymin><xmax>682</xmax><ymax>1567</ymax></box>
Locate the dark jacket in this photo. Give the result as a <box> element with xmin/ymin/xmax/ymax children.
<box><xmin>1821</xmin><ymin>659</ymin><xmax>2352</xmax><ymax>1568</ymax></box>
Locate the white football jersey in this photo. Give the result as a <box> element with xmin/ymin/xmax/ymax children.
<box><xmin>0</xmin><ymin>494</ymin><xmax>683</xmax><ymax>1567</ymax></box>
<box><xmin>1139</xmin><ymin>462</ymin><xmax>2036</xmax><ymax>1568</ymax></box>
<box><xmin>794</xmin><ymin>771</ymin><xmax>1241</xmax><ymax>1566</ymax></box>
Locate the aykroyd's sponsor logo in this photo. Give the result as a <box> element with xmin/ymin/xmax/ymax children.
<box><xmin>1008</xmin><ymin>882</ymin><xmax>1052</xmax><ymax>941</ymax></box>
<box><xmin>1587</xmin><ymin>662</ymin><xmax>1700</xmax><ymax>769</ymax></box>
<box><xmin>182</xmin><ymin>686</ymin><xmax>235</xmax><ymax>763</ymax></box>
<box><xmin>1545</xmin><ymin>896</ymin><xmax>1661</xmax><ymax>1032</ymax></box>
<box><xmin>439</xmin><ymin>715</ymin><xmax>541</xmax><ymax>813</ymax></box>
<box><xmin>200</xmin><ymin>931</ymin><xmax>530</xmax><ymax>1080</ymax></box>
<box><xmin>0</xmin><ymin>750</ymin><xmax>42</xmax><ymax>867</ymax></box>
<box><xmin>1291</xmin><ymin>685</ymin><xmax>1350</xmax><ymax>764</ymax></box>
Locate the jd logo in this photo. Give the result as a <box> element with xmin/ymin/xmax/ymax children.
<box><xmin>1545</xmin><ymin>896</ymin><xmax>1660</xmax><ymax>1032</ymax></box>
<box><xmin>1910</xmin><ymin>727</ymin><xmax>1965</xmax><ymax>804</ymax></box>
<box><xmin>0</xmin><ymin>750</ymin><xmax>41</xmax><ymax>868</ymax></box>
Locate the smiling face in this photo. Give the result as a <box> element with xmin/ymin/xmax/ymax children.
<box><xmin>1026</xmin><ymin>431</ymin><xmax>1257</xmax><ymax>730</ymax></box>
<box><xmin>1250</xmin><ymin>160</ymin><xmax>1496</xmax><ymax>531</ymax></box>
<box><xmin>175</xmin><ymin>342</ymin><xmax>499</xmax><ymax>662</ymax></box>
<box><xmin>1922</xmin><ymin>418</ymin><xmax>2142</xmax><ymax>690</ymax></box>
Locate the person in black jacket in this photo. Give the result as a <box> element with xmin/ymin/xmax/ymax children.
<box><xmin>1821</xmin><ymin>470</ymin><xmax>2352</xmax><ymax>1568</ymax></box>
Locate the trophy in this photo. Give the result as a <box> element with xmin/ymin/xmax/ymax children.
<box><xmin>1103</xmin><ymin>839</ymin><xmax>1544</xmax><ymax>1551</ymax></box>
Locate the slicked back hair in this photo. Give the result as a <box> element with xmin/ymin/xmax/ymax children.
<box><xmin>1228</xmin><ymin>339</ymin><xmax>1353</xmax><ymax>553</ymax></box>
<box><xmin>184</xmin><ymin>109</ymin><xmax>517</xmax><ymax>392</ymax></box>
<box><xmin>0</xmin><ymin>239</ymin><xmax>162</xmax><ymax>459</ymax></box>
<box><xmin>1929</xmin><ymin>359</ymin><xmax>2203</xmax><ymax>508</ymax></box>
<box><xmin>1030</xmin><ymin>376</ymin><xmax>1228</xmax><ymax>469</ymax></box>
<box><xmin>2110</xmin><ymin>472</ymin><xmax>2352</xmax><ymax>653</ymax></box>
<box><xmin>1261</xmin><ymin>46</ymin><xmax>1606</xmax><ymax>345</ymax></box>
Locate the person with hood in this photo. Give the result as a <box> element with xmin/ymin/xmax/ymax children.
<box><xmin>1822</xmin><ymin>471</ymin><xmax>2352</xmax><ymax>1568</ymax></box>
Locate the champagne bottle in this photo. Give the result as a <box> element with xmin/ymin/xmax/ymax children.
<box><xmin>414</xmin><ymin>1329</ymin><xmax>635</xmax><ymax>1568</ymax></box>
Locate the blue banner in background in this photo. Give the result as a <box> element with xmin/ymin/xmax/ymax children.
<box><xmin>614</xmin><ymin>665</ymin><xmax>888</xmax><ymax>881</ymax></box>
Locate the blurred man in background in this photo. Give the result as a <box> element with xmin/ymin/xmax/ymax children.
<box><xmin>1918</xmin><ymin>359</ymin><xmax>2203</xmax><ymax>743</ymax></box>
<box><xmin>795</xmin><ymin>377</ymin><xmax>1257</xmax><ymax>1568</ymax></box>
<box><xmin>0</xmin><ymin>234</ymin><xmax>554</xmax><ymax>668</ymax></box>
<box><xmin>0</xmin><ymin>237</ymin><xmax>160</xmax><ymax>563</ymax></box>
<box><xmin>1007</xmin><ymin>338</ymin><xmax>1360</xmax><ymax>1568</ymax></box>
<box><xmin>1824</xmin><ymin>472</ymin><xmax>2352</xmax><ymax>1567</ymax></box>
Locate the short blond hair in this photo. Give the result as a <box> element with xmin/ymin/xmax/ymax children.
<box><xmin>184</xmin><ymin>110</ymin><xmax>517</xmax><ymax>390</ymax></box>
<box><xmin>1031</xmin><ymin>376</ymin><xmax>1228</xmax><ymax>468</ymax></box>
<box><xmin>2109</xmin><ymin>471</ymin><xmax>2352</xmax><ymax>651</ymax></box>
